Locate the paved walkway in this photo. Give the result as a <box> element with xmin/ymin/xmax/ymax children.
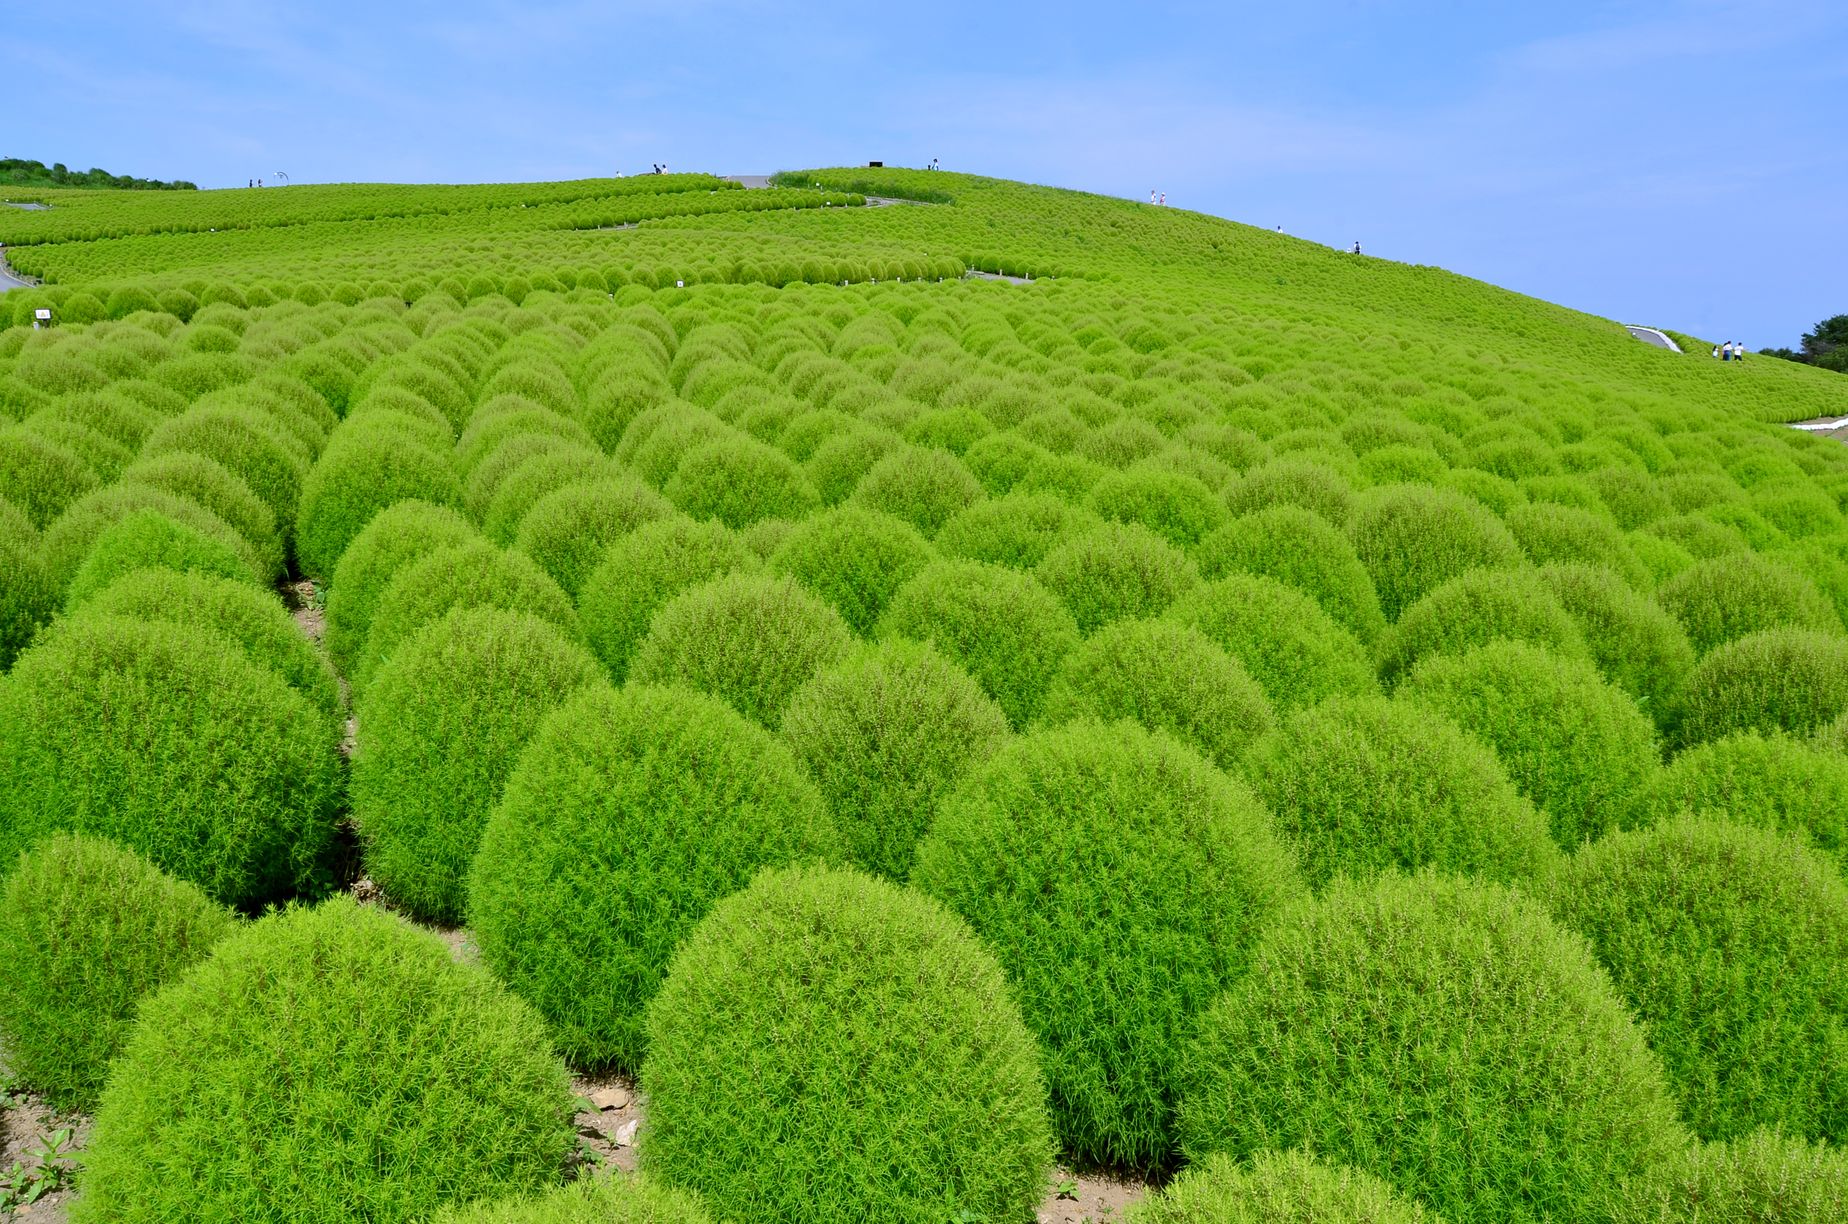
<box><xmin>1625</xmin><ymin>325</ymin><xmax>1682</xmax><ymax>352</ymax></box>
<box><xmin>0</xmin><ymin>251</ymin><xmax>33</xmax><ymax>292</ymax></box>
<box><xmin>2</xmin><ymin>201</ymin><xmax>50</xmax><ymax>211</ymax></box>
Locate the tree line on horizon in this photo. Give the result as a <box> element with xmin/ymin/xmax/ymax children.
<box><xmin>1761</xmin><ymin>314</ymin><xmax>1847</xmax><ymax>374</ymax></box>
<box><xmin>1</xmin><ymin>158</ymin><xmax>197</xmax><ymax>192</ymax></box>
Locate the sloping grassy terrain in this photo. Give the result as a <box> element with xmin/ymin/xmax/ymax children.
<box><xmin>1</xmin><ymin>167</ymin><xmax>1846</xmax><ymax>1222</ymax></box>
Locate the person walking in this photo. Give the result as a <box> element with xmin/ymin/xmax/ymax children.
<box><xmin>1150</xmin><ymin>189</ymin><xmax>1157</xmax><ymax>204</ymax></box>
<box><xmin>1159</xmin><ymin>192</ymin><xmax>1166</xmax><ymax>207</ymax></box>
<box><xmin>1721</xmin><ymin>341</ymin><xmax>1733</xmax><ymax>361</ymax></box>
<box><xmin>1353</xmin><ymin>241</ymin><xmax>1362</xmax><ymax>255</ymax></box>
<box><xmin>1732</xmin><ymin>342</ymin><xmax>1744</xmax><ymax>363</ymax></box>
<box><xmin>1712</xmin><ymin>344</ymin><xmax>1721</xmax><ymax>359</ymax></box>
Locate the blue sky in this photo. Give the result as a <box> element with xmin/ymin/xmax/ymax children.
<box><xmin>16</xmin><ymin>1</ymin><xmax>1847</xmax><ymax>349</ymax></box>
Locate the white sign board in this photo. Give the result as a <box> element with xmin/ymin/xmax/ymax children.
<box><xmin>33</xmin><ymin>309</ymin><xmax>51</xmax><ymax>320</ymax></box>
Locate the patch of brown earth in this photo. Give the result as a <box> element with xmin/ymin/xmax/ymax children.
<box><xmin>1</xmin><ymin>1055</ymin><xmax>90</xmax><ymax>1223</ymax></box>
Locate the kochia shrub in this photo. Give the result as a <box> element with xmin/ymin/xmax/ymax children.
<box><xmin>912</xmin><ymin>722</ymin><xmax>1303</xmax><ymax>1169</ymax></box>
<box><xmin>1246</xmin><ymin>695</ymin><xmax>1558</xmax><ymax>888</ymax></box>
<box><xmin>1196</xmin><ymin>506</ymin><xmax>1386</xmax><ymax>644</ymax></box>
<box><xmin>849</xmin><ymin>444</ymin><xmax>986</xmax><ymax>537</ymax></box>
<box><xmin>295</xmin><ymin>418</ymin><xmax>461</xmax><ymax>577</ymax></box>
<box><xmin>1124</xmin><ymin>1151</ymin><xmax>1434</xmax><ymax>1224</ymax></box>
<box><xmin>353</xmin><ymin>609</ymin><xmax>604</xmax><ymax>924</ymax></box>
<box><xmin>642</xmin><ymin>865</ymin><xmax>1053</xmax><ymax>1224</ymax></box>
<box><xmin>664</xmin><ymin>434</ymin><xmax>821</xmax><ymax>528</ymax></box>
<box><xmin>1087</xmin><ymin>465</ymin><xmax>1229</xmax><ymax>550</ymax></box>
<box><xmin>434</xmin><ymin>1177</ymin><xmax>715</xmax><ymax>1224</ymax></box>
<box><xmin>629</xmin><ymin>572</ymin><xmax>854</xmax><ymax>727</ymax></box>
<box><xmin>1034</xmin><ymin>521</ymin><xmax>1201</xmax><ymax>635</ymax></box>
<box><xmin>577</xmin><ymin>516</ymin><xmax>757</xmax><ymax>683</ymax></box>
<box><xmin>0</xmin><ymin>426</ymin><xmax>102</xmax><ymax>529</ymax></box>
<box><xmin>1223</xmin><ymin>458</ymin><xmax>1355</xmax><ymax>527</ymax></box>
<box><xmin>119</xmin><ymin>450</ymin><xmax>284</xmax><ymax>576</ymax></box>
<box><xmin>877</xmin><ymin>559</ymin><xmax>1081</xmax><ymax>727</ymax></box>
<box><xmin>141</xmin><ymin>406</ymin><xmax>310</xmax><ymax>533</ymax></box>
<box><xmin>0</xmin><ymin>616</ymin><xmax>340</xmax><ymax>905</ymax></box>
<box><xmin>1646</xmin><ymin>732</ymin><xmax>1848</xmax><ymax>868</ymax></box>
<box><xmin>1402</xmin><ymin>641</ymin><xmax>1659</xmax><ymax>848</ymax></box>
<box><xmin>1550</xmin><ymin>817</ymin><xmax>1848</xmax><ymax>1143</ymax></box>
<box><xmin>73</xmin><ymin>897</ymin><xmax>574</xmax><ymax>1224</ymax></box>
<box><xmin>1655</xmin><ymin>553</ymin><xmax>1839</xmax><ymax>655</ymax></box>
<box><xmin>42</xmin><ymin>482</ymin><xmax>267</xmax><ymax>596</ymax></box>
<box><xmin>323</xmin><ymin>499</ymin><xmax>480</xmax><ymax>677</ymax></box>
<box><xmin>0</xmin><ymin>833</ymin><xmax>237</xmax><ymax>1111</ymax></box>
<box><xmin>1377</xmin><ymin>565</ymin><xmax>1588</xmax><ymax>688</ymax></box>
<box><xmin>780</xmin><ymin>640</ymin><xmax>1010</xmax><ymax>879</ymax></box>
<box><xmin>64</xmin><ymin>509</ymin><xmax>259</xmax><ymax>611</ymax></box>
<box><xmin>481</xmin><ymin>445</ymin><xmax>619</xmax><ymax>543</ymax></box>
<box><xmin>1350</xmin><ymin>483</ymin><xmax>1522</xmax><ymax>621</ymax></box>
<box><xmin>1673</xmin><ymin>628</ymin><xmax>1848</xmax><ymax>746</ymax></box>
<box><xmin>512</xmin><ymin>475</ymin><xmax>672</xmax><ymax>596</ymax></box>
<box><xmin>1611</xmin><ymin>1130</ymin><xmax>1848</xmax><ymax>1224</ymax></box>
<box><xmin>1178</xmin><ymin>872</ymin><xmax>1689</xmax><ymax>1224</ymax></box>
<box><xmin>468</xmin><ymin>684</ymin><xmax>840</xmax><ymax>1069</ymax></box>
<box><xmin>1506</xmin><ymin>500</ymin><xmax>1651</xmax><ymax>589</ymax></box>
<box><xmin>1538</xmin><ymin>562</ymin><xmax>1696</xmax><ymax>724</ymax></box>
<box><xmin>767</xmin><ymin>503</ymin><xmax>935</xmax><ymax>636</ymax></box>
<box><xmin>934</xmin><ymin>490</ymin><xmax>1104</xmax><ymax>569</ymax></box>
<box><xmin>1166</xmin><ymin>574</ymin><xmax>1378</xmax><ymax>714</ymax></box>
<box><xmin>0</xmin><ymin>500</ymin><xmax>55</xmax><ymax>668</ymax></box>
<box><xmin>1038</xmin><ymin>618</ymin><xmax>1273</xmax><ymax>772</ymax></box>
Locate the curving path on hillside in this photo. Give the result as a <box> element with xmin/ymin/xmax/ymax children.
<box><xmin>0</xmin><ymin>252</ymin><xmax>32</xmax><ymax>292</ymax></box>
<box><xmin>1625</xmin><ymin>325</ymin><xmax>1682</xmax><ymax>352</ymax></box>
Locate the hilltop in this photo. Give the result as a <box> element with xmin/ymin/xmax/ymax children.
<box><xmin>0</xmin><ymin>157</ymin><xmax>196</xmax><ymax>193</ymax></box>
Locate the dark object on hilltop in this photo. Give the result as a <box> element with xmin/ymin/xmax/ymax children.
<box><xmin>1762</xmin><ymin>314</ymin><xmax>1848</xmax><ymax>373</ymax></box>
<box><xmin>1</xmin><ymin>157</ymin><xmax>196</xmax><ymax>191</ymax></box>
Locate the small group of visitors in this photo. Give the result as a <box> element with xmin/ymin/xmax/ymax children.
<box><xmin>247</xmin><ymin>178</ymin><xmax>263</xmax><ymax>188</ymax></box>
<box><xmin>650</xmin><ymin>163</ymin><xmax>670</xmax><ymax>175</ymax></box>
<box><xmin>1712</xmin><ymin>341</ymin><xmax>1748</xmax><ymax>362</ymax></box>
<box><xmin>925</xmin><ymin>158</ymin><xmax>942</xmax><ymax>171</ymax></box>
<box><xmin>1149</xmin><ymin>190</ymin><xmax>1167</xmax><ymax>206</ymax></box>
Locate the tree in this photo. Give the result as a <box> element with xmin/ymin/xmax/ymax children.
<box><xmin>1801</xmin><ymin>315</ymin><xmax>1848</xmax><ymax>371</ymax></box>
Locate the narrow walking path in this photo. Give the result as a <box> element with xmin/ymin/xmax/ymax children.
<box><xmin>1624</xmin><ymin>325</ymin><xmax>1682</xmax><ymax>352</ymax></box>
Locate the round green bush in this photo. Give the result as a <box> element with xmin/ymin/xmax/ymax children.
<box><xmin>0</xmin><ymin>616</ymin><xmax>341</xmax><ymax>905</ymax></box>
<box><xmin>120</xmin><ymin>450</ymin><xmax>284</xmax><ymax>576</ymax></box>
<box><xmin>1179</xmin><ymin>872</ymin><xmax>1689</xmax><ymax>1224</ymax></box>
<box><xmin>0</xmin><ymin>426</ymin><xmax>101</xmax><ymax>529</ymax></box>
<box><xmin>358</xmin><ymin>539</ymin><xmax>578</xmax><ymax>696</ymax></box>
<box><xmin>1087</xmin><ymin>465</ymin><xmax>1229</xmax><ymax>550</ymax></box>
<box><xmin>353</xmin><ymin>609</ymin><xmax>604</xmax><ymax>924</ymax></box>
<box><xmin>434</xmin><ymin>1176</ymin><xmax>715</xmax><ymax>1224</ymax></box>
<box><xmin>1197</xmin><ymin>506</ymin><xmax>1386</xmax><ymax>644</ymax></box>
<box><xmin>513</xmin><ymin>475</ymin><xmax>673</xmax><ymax>597</ymax></box>
<box><xmin>42</xmin><ymin>481</ymin><xmax>268</xmax><ymax>595</ymax></box>
<box><xmin>1166</xmin><ymin>574</ymin><xmax>1379</xmax><ymax>714</ymax></box>
<box><xmin>468</xmin><ymin>684</ymin><xmax>840</xmax><ymax>1068</ymax></box>
<box><xmin>1402</xmin><ymin>641</ymin><xmax>1659</xmax><ymax>848</ymax></box>
<box><xmin>577</xmin><ymin>516</ymin><xmax>758</xmax><ymax>682</ymax></box>
<box><xmin>664</xmin><ymin>434</ymin><xmax>820</xmax><ymax>528</ymax></box>
<box><xmin>629</xmin><ymin>571</ymin><xmax>854</xmax><ymax>727</ymax></box>
<box><xmin>935</xmin><ymin>491</ymin><xmax>1105</xmax><ymax>570</ymax></box>
<box><xmin>1674</xmin><ymin>628</ymin><xmax>1848</xmax><ymax>746</ymax></box>
<box><xmin>877</xmin><ymin>559</ymin><xmax>1081</xmax><ymax>728</ymax></box>
<box><xmin>767</xmin><ymin>503</ymin><xmax>935</xmax><ymax>636</ymax></box>
<box><xmin>481</xmin><ymin>445</ymin><xmax>619</xmax><ymax>543</ymax></box>
<box><xmin>324</xmin><ymin>499</ymin><xmax>481</xmax><ymax>677</ymax></box>
<box><xmin>1245</xmin><ymin>695</ymin><xmax>1558</xmax><ymax>888</ymax></box>
<box><xmin>1646</xmin><ymin>732</ymin><xmax>1848</xmax><ymax>869</ymax></box>
<box><xmin>848</xmin><ymin>444</ymin><xmax>986</xmax><ymax>537</ymax></box>
<box><xmin>779</xmin><ymin>640</ymin><xmax>1010</xmax><ymax>879</ymax></box>
<box><xmin>1656</xmin><ymin>553</ymin><xmax>1839</xmax><ymax>655</ymax></box>
<box><xmin>1223</xmin><ymin>458</ymin><xmax>1355</xmax><ymax>526</ymax></box>
<box><xmin>295</xmin><ymin>419</ymin><xmax>461</xmax><ymax>578</ymax></box>
<box><xmin>1611</xmin><ymin>1130</ymin><xmax>1848</xmax><ymax>1224</ymax></box>
<box><xmin>1034</xmin><ymin>520</ymin><xmax>1201</xmax><ymax>635</ymax></box>
<box><xmin>77</xmin><ymin>568</ymin><xmax>341</xmax><ymax>726</ymax></box>
<box><xmin>1505</xmin><ymin>500</ymin><xmax>1650</xmax><ymax>589</ymax></box>
<box><xmin>1550</xmin><ymin>817</ymin><xmax>1848</xmax><ymax>1142</ymax></box>
<box><xmin>64</xmin><ymin>508</ymin><xmax>259</xmax><ymax>611</ymax></box>
<box><xmin>1350</xmin><ymin>483</ymin><xmax>1522</xmax><ymax>622</ymax></box>
<box><xmin>73</xmin><ymin>897</ymin><xmax>574</xmax><ymax>1224</ymax></box>
<box><xmin>912</xmin><ymin>722</ymin><xmax>1302</xmax><ymax>1169</ymax></box>
<box><xmin>0</xmin><ymin>498</ymin><xmax>54</xmax><ymax>669</ymax></box>
<box><xmin>1377</xmin><ymin>565</ymin><xmax>1588</xmax><ymax>688</ymax></box>
<box><xmin>642</xmin><ymin>864</ymin><xmax>1053</xmax><ymax>1224</ymax></box>
<box><xmin>1038</xmin><ymin>618</ymin><xmax>1273</xmax><ymax>772</ymax></box>
<box><xmin>0</xmin><ymin>833</ymin><xmax>237</xmax><ymax>1110</ymax></box>
<box><xmin>1124</xmin><ymin>1150</ymin><xmax>1435</xmax><ymax>1224</ymax></box>
<box><xmin>1537</xmin><ymin>563</ymin><xmax>1697</xmax><ymax>725</ymax></box>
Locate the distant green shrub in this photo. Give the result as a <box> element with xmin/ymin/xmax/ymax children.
<box><xmin>1033</xmin><ymin>521</ymin><xmax>1201</xmax><ymax>635</ymax></box>
<box><xmin>0</xmin><ymin>426</ymin><xmax>102</xmax><ymax>529</ymax></box>
<box><xmin>1166</xmin><ymin>573</ymin><xmax>1378</xmax><ymax>714</ymax></box>
<box><xmin>77</xmin><ymin>568</ymin><xmax>340</xmax><ymax>726</ymax></box>
<box><xmin>1179</xmin><ymin>872</ymin><xmax>1689</xmax><ymax>1224</ymax></box>
<box><xmin>296</xmin><ymin>420</ymin><xmax>461</xmax><ymax>577</ymax></box>
<box><xmin>434</xmin><ymin>1176</ymin><xmax>716</xmax><ymax>1224</ymax></box>
<box><xmin>1196</xmin><ymin>506</ymin><xmax>1385</xmax><ymax>644</ymax></box>
<box><xmin>1087</xmin><ymin>465</ymin><xmax>1229</xmax><ymax>550</ymax></box>
<box><xmin>1039</xmin><ymin>618</ymin><xmax>1273</xmax><ymax>772</ymax></box>
<box><xmin>628</xmin><ymin>571</ymin><xmax>853</xmax><ymax>726</ymax></box>
<box><xmin>119</xmin><ymin>450</ymin><xmax>283</xmax><ymax>575</ymax></box>
<box><xmin>64</xmin><ymin>508</ymin><xmax>259</xmax><ymax>611</ymax></box>
<box><xmin>481</xmin><ymin>445</ymin><xmax>618</xmax><ymax>543</ymax></box>
<box><xmin>664</xmin><ymin>435</ymin><xmax>820</xmax><ymax>528</ymax></box>
<box><xmin>1656</xmin><ymin>553</ymin><xmax>1839</xmax><ymax>655</ymax></box>
<box><xmin>141</xmin><ymin>406</ymin><xmax>309</xmax><ymax>534</ymax></box>
<box><xmin>877</xmin><ymin>559</ymin><xmax>1080</xmax><ymax>727</ymax></box>
<box><xmin>780</xmin><ymin>640</ymin><xmax>1009</xmax><ymax>879</ymax></box>
<box><xmin>1246</xmin><ymin>695</ymin><xmax>1558</xmax><ymax>888</ymax></box>
<box><xmin>913</xmin><ymin>722</ymin><xmax>1303</xmax><ymax>1169</ymax></box>
<box><xmin>513</xmin><ymin>475</ymin><xmax>672</xmax><ymax>596</ymax></box>
<box><xmin>1550</xmin><ymin>817</ymin><xmax>1848</xmax><ymax>1142</ymax></box>
<box><xmin>768</xmin><ymin>504</ymin><xmax>934</xmax><ymax>636</ymax></box>
<box><xmin>0</xmin><ymin>499</ymin><xmax>53</xmax><ymax>668</ymax></box>
<box><xmin>0</xmin><ymin>616</ymin><xmax>340</xmax><ymax>905</ymax></box>
<box><xmin>642</xmin><ymin>864</ymin><xmax>1053</xmax><ymax>1224</ymax></box>
<box><xmin>1611</xmin><ymin>1130</ymin><xmax>1848</xmax><ymax>1224</ymax></box>
<box><xmin>42</xmin><ymin>482</ymin><xmax>266</xmax><ymax>595</ymax></box>
<box><xmin>849</xmin><ymin>445</ymin><xmax>986</xmax><ymax>537</ymax></box>
<box><xmin>1647</xmin><ymin>732</ymin><xmax>1848</xmax><ymax>867</ymax></box>
<box><xmin>1351</xmin><ymin>483</ymin><xmax>1522</xmax><ymax>622</ymax></box>
<box><xmin>357</xmin><ymin>539</ymin><xmax>578</xmax><ymax>696</ymax></box>
<box><xmin>935</xmin><ymin>490</ymin><xmax>1104</xmax><ymax>569</ymax></box>
<box><xmin>353</xmin><ymin>609</ymin><xmax>603</xmax><ymax>924</ymax></box>
<box><xmin>1124</xmin><ymin>1150</ymin><xmax>1434</xmax><ymax>1224</ymax></box>
<box><xmin>1674</xmin><ymin>628</ymin><xmax>1848</xmax><ymax>746</ymax></box>
<box><xmin>1402</xmin><ymin>641</ymin><xmax>1659</xmax><ymax>847</ymax></box>
<box><xmin>0</xmin><ymin>833</ymin><xmax>237</xmax><ymax>1111</ymax></box>
<box><xmin>469</xmin><ymin>684</ymin><xmax>839</xmax><ymax>1068</ymax></box>
<box><xmin>323</xmin><ymin>499</ymin><xmax>480</xmax><ymax>677</ymax></box>
<box><xmin>1537</xmin><ymin>563</ymin><xmax>1697</xmax><ymax>724</ymax></box>
<box><xmin>1377</xmin><ymin>566</ymin><xmax>1587</xmax><ymax>687</ymax></box>
<box><xmin>73</xmin><ymin>897</ymin><xmax>573</xmax><ymax>1224</ymax></box>
<box><xmin>1223</xmin><ymin>458</ymin><xmax>1355</xmax><ymax>527</ymax></box>
<box><xmin>1505</xmin><ymin>501</ymin><xmax>1650</xmax><ymax>589</ymax></box>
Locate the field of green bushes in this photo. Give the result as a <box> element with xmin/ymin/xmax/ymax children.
<box><xmin>1</xmin><ymin>166</ymin><xmax>1846</xmax><ymax>1222</ymax></box>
